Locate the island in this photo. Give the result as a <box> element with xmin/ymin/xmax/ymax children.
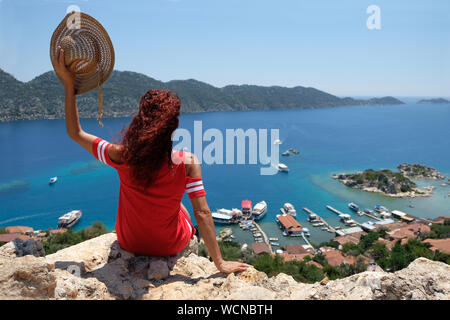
<box><xmin>331</xmin><ymin>164</ymin><xmax>444</xmax><ymax>197</ymax></box>
<box><xmin>418</xmin><ymin>98</ymin><xmax>449</xmax><ymax>104</ymax></box>
<box><xmin>398</xmin><ymin>163</ymin><xmax>445</xmax><ymax>180</ymax></box>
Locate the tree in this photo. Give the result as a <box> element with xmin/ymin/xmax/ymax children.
<box><xmin>360</xmin><ymin>231</ymin><xmax>380</xmax><ymax>250</ymax></box>
<box><xmin>369</xmin><ymin>242</ymin><xmax>390</xmax><ymax>261</ymax></box>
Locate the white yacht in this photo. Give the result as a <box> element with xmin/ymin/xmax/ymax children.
<box><xmin>49</xmin><ymin>176</ymin><xmax>58</xmax><ymax>185</ymax></box>
<box><xmin>273</xmin><ymin>139</ymin><xmax>282</xmax><ymax>145</ymax></box>
<box><xmin>282</xmin><ymin>203</ymin><xmax>297</xmax><ymax>216</ymax></box>
<box><xmin>57</xmin><ymin>210</ymin><xmax>82</xmax><ymax>229</ymax></box>
<box><xmin>252</xmin><ymin>201</ymin><xmax>267</xmax><ymax>220</ymax></box>
<box><xmin>278</xmin><ymin>163</ymin><xmax>289</xmax><ymax>172</ymax></box>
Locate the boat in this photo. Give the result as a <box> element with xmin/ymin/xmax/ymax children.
<box><xmin>307</xmin><ymin>213</ymin><xmax>318</xmax><ymax>222</ymax></box>
<box><xmin>281</xmin><ymin>151</ymin><xmax>290</xmax><ymax>156</ymax></box>
<box><xmin>270</xmin><ymin>242</ymin><xmax>280</xmax><ymax>246</ymax></box>
<box><xmin>364</xmin><ymin>208</ymin><xmax>377</xmax><ymax>216</ymax></box>
<box><xmin>251</xmin><ymin>201</ymin><xmax>267</xmax><ymax>220</ymax></box>
<box><xmin>269</xmin><ymin>237</ymin><xmax>279</xmax><ymax>241</ymax></box>
<box><xmin>212</xmin><ymin>212</ymin><xmax>236</xmax><ymax>224</ymax></box>
<box><xmin>241</xmin><ymin>200</ymin><xmax>252</xmax><ymax>219</ymax></box>
<box><xmin>374</xmin><ymin>205</ymin><xmax>389</xmax><ymax>213</ymax></box>
<box><xmin>302</xmin><ymin>227</ymin><xmax>310</xmax><ymax>236</ymax></box>
<box><xmin>321</xmin><ymin>227</ymin><xmax>329</xmax><ymax>231</ymax></box>
<box><xmin>348</xmin><ymin>202</ymin><xmax>360</xmax><ymax>212</ymax></box>
<box><xmin>288</xmin><ymin>148</ymin><xmax>300</xmax><ymax>155</ymax></box>
<box><xmin>282</xmin><ymin>203</ymin><xmax>297</xmax><ymax>216</ymax></box>
<box><xmin>49</xmin><ymin>177</ymin><xmax>58</xmax><ymax>185</ymax></box>
<box><xmin>57</xmin><ymin>210</ymin><xmax>82</xmax><ymax>229</ymax></box>
<box><xmin>274</xmin><ymin>139</ymin><xmax>282</xmax><ymax>145</ymax></box>
<box><xmin>278</xmin><ymin>163</ymin><xmax>289</xmax><ymax>172</ymax></box>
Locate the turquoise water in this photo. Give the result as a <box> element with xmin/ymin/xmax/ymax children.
<box><xmin>0</xmin><ymin>103</ymin><xmax>449</xmax><ymax>246</ymax></box>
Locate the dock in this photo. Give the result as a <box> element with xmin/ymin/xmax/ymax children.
<box><xmin>253</xmin><ymin>221</ymin><xmax>273</xmax><ymax>254</ymax></box>
<box><xmin>326</xmin><ymin>205</ymin><xmax>363</xmax><ymax>227</ymax></box>
<box><xmin>303</xmin><ymin>207</ymin><xmax>336</xmax><ymax>233</ymax></box>
<box><xmin>360</xmin><ymin>210</ymin><xmax>383</xmax><ymax>221</ymax></box>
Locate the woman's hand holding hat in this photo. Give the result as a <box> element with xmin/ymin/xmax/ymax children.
<box><xmin>51</xmin><ymin>46</ymin><xmax>75</xmax><ymax>90</ymax></box>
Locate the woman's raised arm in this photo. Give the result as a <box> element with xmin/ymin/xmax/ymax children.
<box><xmin>51</xmin><ymin>46</ymin><xmax>122</xmax><ymax>163</ymax></box>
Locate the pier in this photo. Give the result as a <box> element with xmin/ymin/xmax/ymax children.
<box><xmin>303</xmin><ymin>207</ymin><xmax>336</xmax><ymax>233</ymax></box>
<box><xmin>326</xmin><ymin>205</ymin><xmax>363</xmax><ymax>227</ymax></box>
<box><xmin>253</xmin><ymin>221</ymin><xmax>273</xmax><ymax>254</ymax></box>
<box><xmin>360</xmin><ymin>211</ymin><xmax>383</xmax><ymax>221</ymax></box>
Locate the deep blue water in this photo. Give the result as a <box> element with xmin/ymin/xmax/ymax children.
<box><xmin>1</xmin><ymin>103</ymin><xmax>449</xmax><ymax>245</ymax></box>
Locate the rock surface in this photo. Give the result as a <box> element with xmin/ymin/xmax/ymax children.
<box><xmin>0</xmin><ymin>233</ymin><xmax>449</xmax><ymax>300</ymax></box>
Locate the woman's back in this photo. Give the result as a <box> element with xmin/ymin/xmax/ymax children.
<box><xmin>93</xmin><ymin>138</ymin><xmax>194</xmax><ymax>256</ymax></box>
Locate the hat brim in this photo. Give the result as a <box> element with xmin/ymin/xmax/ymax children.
<box><xmin>50</xmin><ymin>12</ymin><xmax>115</xmax><ymax>95</ymax></box>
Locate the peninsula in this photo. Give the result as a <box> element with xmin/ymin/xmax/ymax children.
<box><xmin>0</xmin><ymin>68</ymin><xmax>404</xmax><ymax>122</ymax></box>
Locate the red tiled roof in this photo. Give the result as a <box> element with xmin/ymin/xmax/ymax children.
<box><xmin>322</xmin><ymin>249</ymin><xmax>356</xmax><ymax>267</ymax></box>
<box><xmin>284</xmin><ymin>244</ymin><xmax>308</xmax><ymax>254</ymax></box>
<box><xmin>0</xmin><ymin>233</ymin><xmax>31</xmax><ymax>242</ymax></box>
<box><xmin>279</xmin><ymin>253</ymin><xmax>312</xmax><ymax>262</ymax></box>
<box><xmin>277</xmin><ymin>214</ymin><xmax>302</xmax><ymax>232</ymax></box>
<box><xmin>389</xmin><ymin>223</ymin><xmax>431</xmax><ymax>240</ymax></box>
<box><xmin>333</xmin><ymin>231</ymin><xmax>366</xmax><ymax>246</ymax></box>
<box><xmin>423</xmin><ymin>238</ymin><xmax>450</xmax><ymax>254</ymax></box>
<box><xmin>5</xmin><ymin>226</ymin><xmax>34</xmax><ymax>234</ymax></box>
<box><xmin>50</xmin><ymin>228</ymin><xmax>67</xmax><ymax>234</ymax></box>
<box><xmin>252</xmin><ymin>242</ymin><xmax>272</xmax><ymax>255</ymax></box>
<box><xmin>306</xmin><ymin>260</ymin><xmax>323</xmax><ymax>269</ymax></box>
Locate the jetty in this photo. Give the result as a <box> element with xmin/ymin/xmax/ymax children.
<box><xmin>360</xmin><ymin>211</ymin><xmax>383</xmax><ymax>221</ymax></box>
<box><xmin>326</xmin><ymin>205</ymin><xmax>363</xmax><ymax>227</ymax></box>
<box><xmin>303</xmin><ymin>207</ymin><xmax>336</xmax><ymax>233</ymax></box>
<box><xmin>253</xmin><ymin>221</ymin><xmax>273</xmax><ymax>254</ymax></box>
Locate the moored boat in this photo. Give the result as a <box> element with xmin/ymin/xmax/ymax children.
<box><xmin>282</xmin><ymin>203</ymin><xmax>297</xmax><ymax>216</ymax></box>
<box><xmin>57</xmin><ymin>210</ymin><xmax>82</xmax><ymax>229</ymax></box>
<box><xmin>278</xmin><ymin>163</ymin><xmax>289</xmax><ymax>172</ymax></box>
<box><xmin>252</xmin><ymin>201</ymin><xmax>267</xmax><ymax>220</ymax></box>
<box><xmin>348</xmin><ymin>202</ymin><xmax>360</xmax><ymax>212</ymax></box>
<box><xmin>241</xmin><ymin>200</ymin><xmax>252</xmax><ymax>219</ymax></box>
<box><xmin>49</xmin><ymin>176</ymin><xmax>58</xmax><ymax>185</ymax></box>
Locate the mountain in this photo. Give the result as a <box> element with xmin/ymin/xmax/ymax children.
<box><xmin>0</xmin><ymin>68</ymin><xmax>405</xmax><ymax>121</ymax></box>
<box><xmin>418</xmin><ymin>98</ymin><xmax>449</xmax><ymax>104</ymax></box>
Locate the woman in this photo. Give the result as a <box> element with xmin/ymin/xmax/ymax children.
<box><xmin>52</xmin><ymin>46</ymin><xmax>250</xmax><ymax>274</ymax></box>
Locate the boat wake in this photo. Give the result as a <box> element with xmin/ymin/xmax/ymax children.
<box><xmin>0</xmin><ymin>211</ymin><xmax>55</xmax><ymax>225</ymax></box>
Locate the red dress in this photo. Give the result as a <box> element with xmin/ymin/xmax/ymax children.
<box><xmin>92</xmin><ymin>138</ymin><xmax>205</xmax><ymax>256</ymax></box>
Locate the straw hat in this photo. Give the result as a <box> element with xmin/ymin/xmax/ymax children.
<box><xmin>50</xmin><ymin>12</ymin><xmax>115</xmax><ymax>126</ymax></box>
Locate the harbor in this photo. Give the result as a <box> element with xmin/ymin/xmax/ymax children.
<box><xmin>214</xmin><ymin>195</ymin><xmax>433</xmax><ymax>251</ymax></box>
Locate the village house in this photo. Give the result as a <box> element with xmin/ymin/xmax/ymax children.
<box><xmin>423</xmin><ymin>238</ymin><xmax>450</xmax><ymax>254</ymax></box>
<box><xmin>387</xmin><ymin>223</ymin><xmax>431</xmax><ymax>241</ymax></box>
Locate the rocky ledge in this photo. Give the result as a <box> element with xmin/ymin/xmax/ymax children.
<box><xmin>0</xmin><ymin>233</ymin><xmax>449</xmax><ymax>300</ymax></box>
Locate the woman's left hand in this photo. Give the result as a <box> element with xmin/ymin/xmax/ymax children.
<box><xmin>51</xmin><ymin>46</ymin><xmax>75</xmax><ymax>89</ymax></box>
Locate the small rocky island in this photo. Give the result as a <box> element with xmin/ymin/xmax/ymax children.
<box><xmin>398</xmin><ymin>163</ymin><xmax>445</xmax><ymax>180</ymax></box>
<box><xmin>332</xmin><ymin>163</ymin><xmax>444</xmax><ymax>198</ymax></box>
<box><xmin>418</xmin><ymin>98</ymin><xmax>449</xmax><ymax>104</ymax></box>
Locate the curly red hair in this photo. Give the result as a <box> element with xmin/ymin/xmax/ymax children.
<box><xmin>121</xmin><ymin>89</ymin><xmax>181</xmax><ymax>187</ymax></box>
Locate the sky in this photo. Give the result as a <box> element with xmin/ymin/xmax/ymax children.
<box><xmin>0</xmin><ymin>0</ymin><xmax>449</xmax><ymax>97</ymax></box>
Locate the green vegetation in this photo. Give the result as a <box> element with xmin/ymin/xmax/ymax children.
<box><xmin>43</xmin><ymin>222</ymin><xmax>108</xmax><ymax>254</ymax></box>
<box><xmin>338</xmin><ymin>168</ymin><xmax>417</xmax><ymax>195</ymax></box>
<box><xmin>0</xmin><ymin>227</ymin><xmax>8</xmax><ymax>234</ymax></box>
<box><xmin>428</xmin><ymin>219</ymin><xmax>450</xmax><ymax>239</ymax></box>
<box><xmin>0</xmin><ymin>68</ymin><xmax>404</xmax><ymax>122</ymax></box>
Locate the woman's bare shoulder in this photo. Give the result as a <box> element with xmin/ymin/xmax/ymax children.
<box><xmin>108</xmin><ymin>143</ymin><xmax>125</xmax><ymax>164</ymax></box>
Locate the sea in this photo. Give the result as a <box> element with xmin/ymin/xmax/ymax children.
<box><xmin>1</xmin><ymin>102</ymin><xmax>449</xmax><ymax>247</ymax></box>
